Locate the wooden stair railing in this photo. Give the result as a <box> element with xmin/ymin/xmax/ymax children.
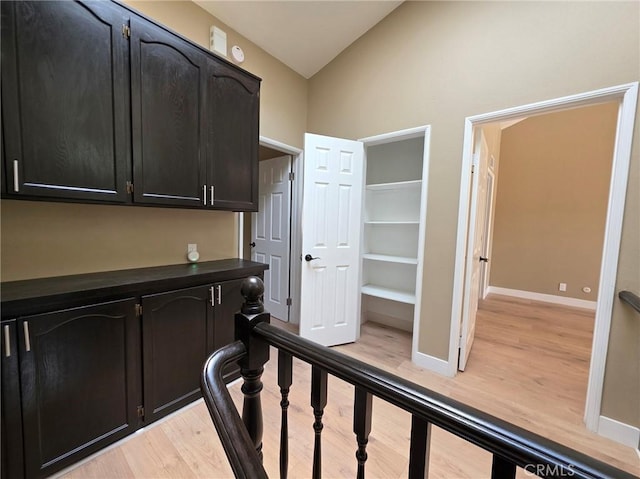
<box><xmin>619</xmin><ymin>290</ymin><xmax>640</xmax><ymax>314</ymax></box>
<box><xmin>201</xmin><ymin>277</ymin><xmax>636</xmax><ymax>479</ymax></box>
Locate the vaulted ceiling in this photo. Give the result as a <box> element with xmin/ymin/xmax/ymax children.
<box><xmin>194</xmin><ymin>1</ymin><xmax>403</xmax><ymax>79</ymax></box>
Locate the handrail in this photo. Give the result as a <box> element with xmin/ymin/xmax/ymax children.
<box><xmin>619</xmin><ymin>290</ymin><xmax>640</xmax><ymax>314</ymax></box>
<box><xmin>201</xmin><ymin>277</ymin><xmax>637</xmax><ymax>479</ymax></box>
<box><xmin>254</xmin><ymin>322</ymin><xmax>634</xmax><ymax>479</ymax></box>
<box><xmin>201</xmin><ymin>340</ymin><xmax>268</xmax><ymax>479</ymax></box>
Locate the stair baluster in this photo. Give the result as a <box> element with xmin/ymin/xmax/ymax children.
<box><xmin>311</xmin><ymin>366</ymin><xmax>328</xmax><ymax>479</ymax></box>
<box><xmin>278</xmin><ymin>350</ymin><xmax>293</xmax><ymax>479</ymax></box>
<box><xmin>353</xmin><ymin>387</ymin><xmax>373</xmax><ymax>479</ymax></box>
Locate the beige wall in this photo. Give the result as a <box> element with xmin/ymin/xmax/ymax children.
<box><xmin>307</xmin><ymin>1</ymin><xmax>639</xmax><ymax>427</ymax></box>
<box><xmin>1</xmin><ymin>0</ymin><xmax>307</xmax><ymax>282</ymax></box>
<box><xmin>490</xmin><ymin>102</ymin><xmax>617</xmax><ymax>301</ymax></box>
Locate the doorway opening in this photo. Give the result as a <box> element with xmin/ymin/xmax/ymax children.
<box><xmin>450</xmin><ymin>83</ymin><xmax>638</xmax><ymax>433</ymax></box>
<box><xmin>240</xmin><ymin>137</ymin><xmax>303</xmax><ymax>324</ymax></box>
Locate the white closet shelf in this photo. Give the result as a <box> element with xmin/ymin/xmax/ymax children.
<box><xmin>366</xmin><ymin>179</ymin><xmax>422</xmax><ymax>190</ymax></box>
<box><xmin>362</xmin><ymin>253</ymin><xmax>418</xmax><ymax>265</ymax></box>
<box><xmin>364</xmin><ymin>220</ymin><xmax>419</xmax><ymax>225</ymax></box>
<box><xmin>361</xmin><ymin>284</ymin><xmax>416</xmax><ymax>304</ymax></box>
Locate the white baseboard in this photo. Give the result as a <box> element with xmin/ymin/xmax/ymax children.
<box><xmin>487</xmin><ymin>286</ymin><xmax>596</xmax><ymax>310</ymax></box>
<box><xmin>597</xmin><ymin>415</ymin><xmax>640</xmax><ymax>449</ymax></box>
<box><xmin>412</xmin><ymin>350</ymin><xmax>454</xmax><ymax>377</ymax></box>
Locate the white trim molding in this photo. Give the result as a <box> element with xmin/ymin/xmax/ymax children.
<box><xmin>597</xmin><ymin>416</ymin><xmax>640</xmax><ymax>449</ymax></box>
<box><xmin>448</xmin><ymin>83</ymin><xmax>639</xmax><ymax>431</ymax></box>
<box><xmin>487</xmin><ymin>286</ymin><xmax>596</xmax><ymax>310</ymax></box>
<box><xmin>412</xmin><ymin>351</ymin><xmax>454</xmax><ymax>378</ymax></box>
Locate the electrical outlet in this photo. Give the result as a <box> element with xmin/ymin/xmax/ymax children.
<box><xmin>188</xmin><ymin>244</ymin><xmax>197</xmax><ymax>254</ymax></box>
<box><xmin>559</xmin><ymin>282</ymin><xmax>567</xmax><ymax>292</ymax></box>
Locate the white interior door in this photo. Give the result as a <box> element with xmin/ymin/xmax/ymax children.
<box><xmin>252</xmin><ymin>155</ymin><xmax>291</xmax><ymax>321</ymax></box>
<box><xmin>459</xmin><ymin>130</ymin><xmax>490</xmax><ymax>370</ymax></box>
<box><xmin>299</xmin><ymin>133</ymin><xmax>364</xmax><ymax>346</ymax></box>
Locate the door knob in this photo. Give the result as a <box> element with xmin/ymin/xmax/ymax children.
<box><xmin>304</xmin><ymin>254</ymin><xmax>320</xmax><ymax>262</ymax></box>
<box><xmin>479</xmin><ymin>256</ymin><xmax>489</xmax><ymax>263</ymax></box>
<box><xmin>250</xmin><ymin>242</ymin><xmax>256</xmax><ymax>248</ymax></box>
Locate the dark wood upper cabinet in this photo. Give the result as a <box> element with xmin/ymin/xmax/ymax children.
<box><xmin>207</xmin><ymin>60</ymin><xmax>260</xmax><ymax>211</ymax></box>
<box><xmin>17</xmin><ymin>299</ymin><xmax>141</xmax><ymax>479</ymax></box>
<box><xmin>130</xmin><ymin>18</ymin><xmax>208</xmax><ymax>207</ymax></box>
<box><xmin>1</xmin><ymin>1</ymin><xmax>130</xmax><ymax>202</ymax></box>
<box><xmin>1</xmin><ymin>0</ymin><xmax>260</xmax><ymax>210</ymax></box>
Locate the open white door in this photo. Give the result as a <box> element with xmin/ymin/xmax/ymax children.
<box><xmin>459</xmin><ymin>130</ymin><xmax>490</xmax><ymax>370</ymax></box>
<box><xmin>299</xmin><ymin>133</ymin><xmax>364</xmax><ymax>346</ymax></box>
<box><xmin>479</xmin><ymin>169</ymin><xmax>495</xmax><ymax>299</ymax></box>
<box><xmin>252</xmin><ymin>156</ymin><xmax>292</xmax><ymax>321</ymax></box>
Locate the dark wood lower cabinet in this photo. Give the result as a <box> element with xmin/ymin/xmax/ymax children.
<box><xmin>1</xmin><ymin>319</ymin><xmax>24</xmax><ymax>479</ymax></box>
<box><xmin>0</xmin><ymin>260</ymin><xmax>267</xmax><ymax>478</ymax></box>
<box><xmin>18</xmin><ymin>299</ymin><xmax>141</xmax><ymax>479</ymax></box>
<box><xmin>142</xmin><ymin>279</ymin><xmax>246</xmax><ymax>422</ymax></box>
<box><xmin>142</xmin><ymin>286</ymin><xmax>212</xmax><ymax>423</ymax></box>
<box><xmin>213</xmin><ymin>278</ymin><xmax>244</xmax><ymax>382</ymax></box>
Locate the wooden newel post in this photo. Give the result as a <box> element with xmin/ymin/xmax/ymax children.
<box><xmin>235</xmin><ymin>276</ymin><xmax>271</xmax><ymax>461</ymax></box>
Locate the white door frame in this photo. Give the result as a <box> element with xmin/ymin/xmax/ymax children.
<box><xmin>480</xmin><ymin>167</ymin><xmax>496</xmax><ymax>300</ymax></box>
<box><xmin>448</xmin><ymin>82</ymin><xmax>639</xmax><ymax>432</ymax></box>
<box><xmin>238</xmin><ymin>136</ymin><xmax>303</xmax><ymax>324</ymax></box>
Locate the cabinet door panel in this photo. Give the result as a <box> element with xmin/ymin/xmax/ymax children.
<box><xmin>207</xmin><ymin>61</ymin><xmax>260</xmax><ymax>211</ymax></box>
<box><xmin>131</xmin><ymin>19</ymin><xmax>206</xmax><ymax>207</ymax></box>
<box><xmin>214</xmin><ymin>279</ymin><xmax>244</xmax><ymax>382</ymax></box>
<box><xmin>18</xmin><ymin>299</ymin><xmax>140</xmax><ymax>479</ymax></box>
<box><xmin>1</xmin><ymin>320</ymin><xmax>24</xmax><ymax>479</ymax></box>
<box><xmin>1</xmin><ymin>1</ymin><xmax>130</xmax><ymax>202</ymax></box>
<box><xmin>142</xmin><ymin>286</ymin><xmax>211</xmax><ymax>423</ymax></box>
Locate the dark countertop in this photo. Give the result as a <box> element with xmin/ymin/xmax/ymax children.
<box><xmin>1</xmin><ymin>258</ymin><xmax>268</xmax><ymax>319</ymax></box>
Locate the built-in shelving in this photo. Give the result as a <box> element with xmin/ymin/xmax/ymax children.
<box><xmin>360</xmin><ymin>130</ymin><xmax>428</xmax><ymax>335</ymax></box>
<box><xmin>361</xmin><ymin>284</ymin><xmax>416</xmax><ymax>304</ymax></box>
<box><xmin>364</xmin><ymin>220</ymin><xmax>420</xmax><ymax>225</ymax></box>
<box><xmin>366</xmin><ymin>179</ymin><xmax>422</xmax><ymax>190</ymax></box>
<box><xmin>361</xmin><ymin>253</ymin><xmax>418</xmax><ymax>265</ymax></box>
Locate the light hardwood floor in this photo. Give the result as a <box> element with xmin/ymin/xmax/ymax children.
<box><xmin>57</xmin><ymin>295</ymin><xmax>640</xmax><ymax>478</ymax></box>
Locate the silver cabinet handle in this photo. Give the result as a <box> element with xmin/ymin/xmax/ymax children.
<box><xmin>210</xmin><ymin>286</ymin><xmax>215</xmax><ymax>307</ymax></box>
<box><xmin>210</xmin><ymin>186</ymin><xmax>215</xmax><ymax>206</ymax></box>
<box><xmin>23</xmin><ymin>321</ymin><xmax>31</xmax><ymax>352</ymax></box>
<box><xmin>203</xmin><ymin>185</ymin><xmax>207</xmax><ymax>206</ymax></box>
<box><xmin>4</xmin><ymin>325</ymin><xmax>10</xmax><ymax>357</ymax></box>
<box><xmin>217</xmin><ymin>284</ymin><xmax>222</xmax><ymax>305</ymax></box>
<box><xmin>13</xmin><ymin>160</ymin><xmax>19</xmax><ymax>192</ymax></box>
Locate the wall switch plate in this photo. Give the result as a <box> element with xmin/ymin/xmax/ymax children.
<box><xmin>188</xmin><ymin>244</ymin><xmax>197</xmax><ymax>254</ymax></box>
<box><xmin>559</xmin><ymin>282</ymin><xmax>567</xmax><ymax>292</ymax></box>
